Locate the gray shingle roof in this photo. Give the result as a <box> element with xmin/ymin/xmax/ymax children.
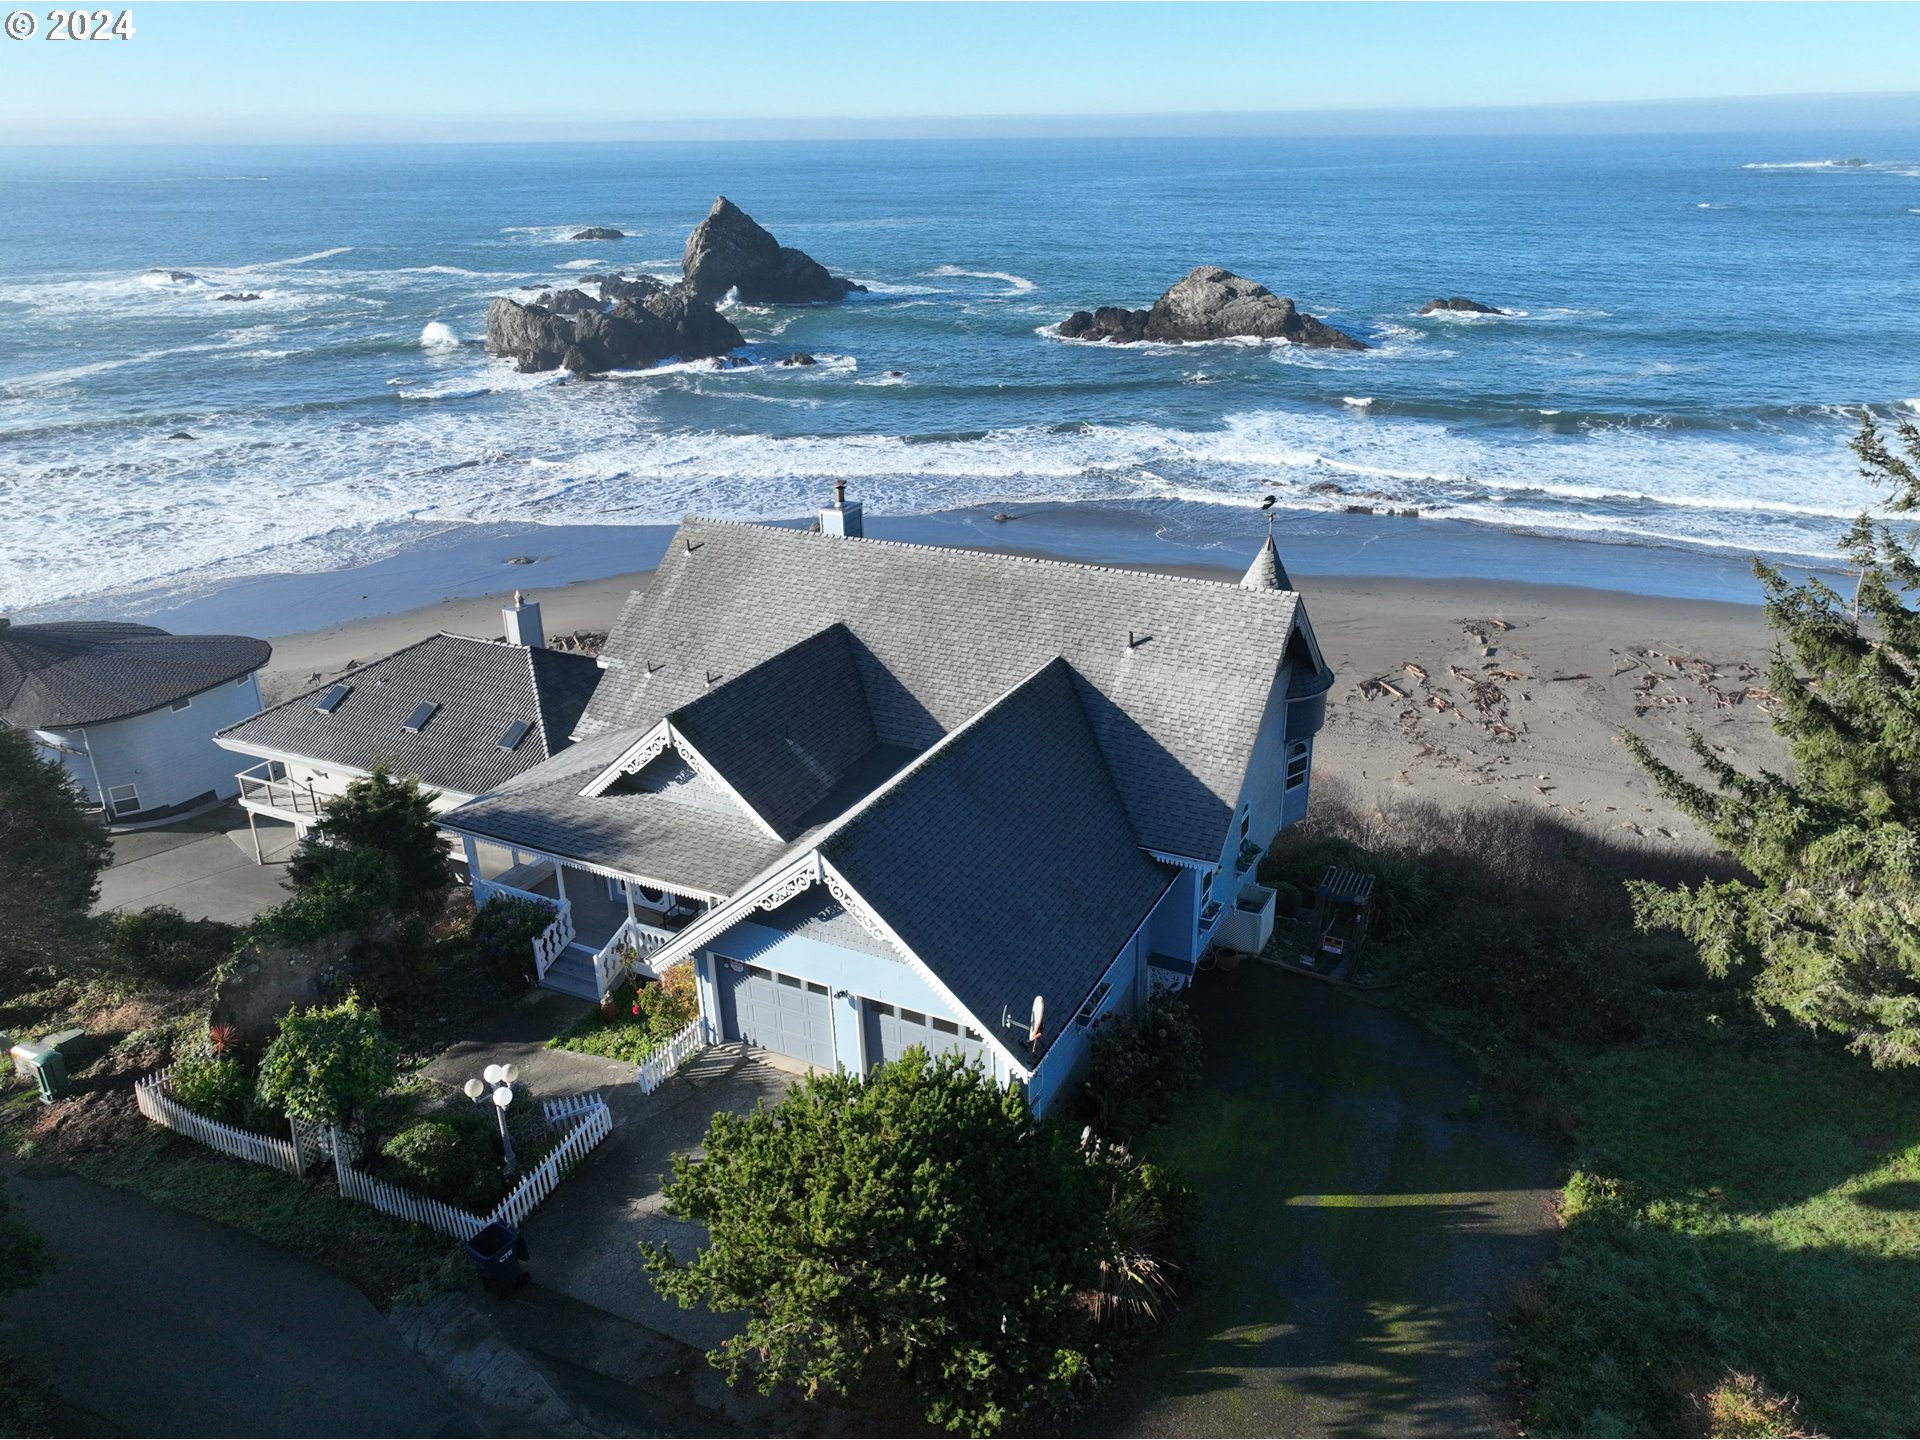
<box><xmin>818</xmin><ymin>660</ymin><xmax>1173</xmax><ymax>1061</ymax></box>
<box><xmin>0</xmin><ymin>619</ymin><xmax>271</xmax><ymax>729</ymax></box>
<box><xmin>216</xmin><ymin>634</ymin><xmax>601</xmax><ymax>799</ymax></box>
<box><xmin>440</xmin><ymin>727</ymin><xmax>785</xmax><ymax>896</ymax></box>
<box><xmin>668</xmin><ymin>623</ymin><xmax>879</xmax><ymax>840</ymax></box>
<box><xmin>580</xmin><ymin>520</ymin><xmax>1303</xmax><ymax>860</ymax></box>
<box><xmin>1241</xmin><ymin>532</ymin><xmax>1292</xmax><ymax>590</ymax></box>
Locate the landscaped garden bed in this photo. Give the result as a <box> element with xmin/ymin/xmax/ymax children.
<box><xmin>548</xmin><ymin>962</ymin><xmax>698</xmax><ymax>1067</ymax></box>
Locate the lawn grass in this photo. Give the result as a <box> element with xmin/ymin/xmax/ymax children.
<box><xmin>1265</xmin><ymin>782</ymin><xmax>1920</xmax><ymax>1437</ymax></box>
<box><xmin>1515</xmin><ymin>1037</ymin><xmax>1920</xmax><ymax>1437</ymax></box>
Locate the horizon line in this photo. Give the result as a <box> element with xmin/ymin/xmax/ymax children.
<box><xmin>7</xmin><ymin>89</ymin><xmax>1920</xmax><ymax>146</ymax></box>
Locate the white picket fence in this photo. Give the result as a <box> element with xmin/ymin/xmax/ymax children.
<box><xmin>635</xmin><ymin>1018</ymin><xmax>708</xmax><ymax>1095</ymax></box>
<box><xmin>328</xmin><ymin>1093</ymin><xmax>615</xmax><ymax>1241</ymax></box>
<box><xmin>134</xmin><ymin>1067</ymin><xmax>305</xmax><ymax>1177</ymax></box>
<box><xmin>136</xmin><ymin>1064</ymin><xmax>615</xmax><ymax>1243</ymax></box>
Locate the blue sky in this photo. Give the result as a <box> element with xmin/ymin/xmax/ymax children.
<box><xmin>2</xmin><ymin>2</ymin><xmax>1918</xmax><ymax>142</ymax></box>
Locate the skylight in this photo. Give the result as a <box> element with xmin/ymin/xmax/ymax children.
<box><xmin>402</xmin><ymin>701</ymin><xmax>438</xmax><ymax>732</ymax></box>
<box><xmin>315</xmin><ymin>683</ymin><xmax>351</xmax><ymax>714</ymax></box>
<box><xmin>499</xmin><ymin>719</ymin><xmax>532</xmax><ymax>752</ymax></box>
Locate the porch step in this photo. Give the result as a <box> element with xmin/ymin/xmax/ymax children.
<box><xmin>538</xmin><ymin>949</ymin><xmax>600</xmax><ymax>1001</ymax></box>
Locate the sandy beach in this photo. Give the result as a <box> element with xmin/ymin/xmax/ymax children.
<box><xmin>255</xmin><ymin>548</ymin><xmax>1785</xmax><ymax>853</ymax></box>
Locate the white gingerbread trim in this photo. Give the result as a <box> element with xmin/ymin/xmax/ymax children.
<box><xmin>579</xmin><ymin>720</ymin><xmax>674</xmax><ymax>797</ymax></box>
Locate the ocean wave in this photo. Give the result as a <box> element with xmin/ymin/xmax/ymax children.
<box><xmin>419</xmin><ymin>322</ymin><xmax>462</xmax><ymax>349</ymax></box>
<box><xmin>1742</xmin><ymin>159</ymin><xmax>1870</xmax><ymax>171</ymax></box>
<box><xmin>927</xmin><ymin>265</ymin><xmax>1037</xmax><ymax>294</ymax></box>
<box><xmin>232</xmin><ymin>246</ymin><xmax>354</xmax><ymax>271</ymax></box>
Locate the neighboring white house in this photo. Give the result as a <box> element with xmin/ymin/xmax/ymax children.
<box><xmin>0</xmin><ymin>616</ymin><xmax>272</xmax><ymax>829</ymax></box>
<box><xmin>213</xmin><ymin>596</ymin><xmax>602</xmax><ymax>861</ymax></box>
<box><xmin>439</xmin><ymin>493</ymin><xmax>1333</xmax><ymax>1116</ymax></box>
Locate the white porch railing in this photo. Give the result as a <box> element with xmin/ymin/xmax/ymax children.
<box><xmin>588</xmin><ymin>916</ymin><xmax>682</xmax><ymax>996</ymax></box>
<box><xmin>235</xmin><ymin>760</ymin><xmax>325</xmax><ymax>820</ymax></box>
<box><xmin>635</xmin><ymin>1018</ymin><xmax>707</xmax><ymax>1095</ymax></box>
<box><xmin>473</xmin><ymin>878</ymin><xmax>575</xmax><ymax>983</ymax></box>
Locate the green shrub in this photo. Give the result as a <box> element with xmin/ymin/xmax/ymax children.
<box><xmin>288</xmin><ymin>766</ymin><xmax>451</xmax><ymax>913</ymax></box>
<box><xmin>168</xmin><ymin>1054</ymin><xmax>255</xmax><ymax>1126</ymax></box>
<box><xmin>248</xmin><ymin>847</ymin><xmax>401</xmax><ymax>950</ymax></box>
<box><xmin>256</xmin><ymin>993</ymin><xmax>398</xmax><ymax>1123</ymax></box>
<box><xmin>106</xmin><ymin>906</ymin><xmax>239</xmax><ymax>987</ymax></box>
<box><xmin>645</xmin><ymin>1050</ymin><xmax>1104</xmax><ymax>1435</ymax></box>
<box><xmin>1082</xmin><ymin>990</ymin><xmax>1204</xmax><ymax>1141</ymax></box>
<box><xmin>469</xmin><ymin>894</ymin><xmax>556</xmax><ymax>989</ymax></box>
<box><xmin>1269</xmin><ymin>880</ymin><xmax>1303</xmax><ymax>918</ymax></box>
<box><xmin>1084</xmin><ymin>1144</ymin><xmax>1202</xmax><ymax>1332</ymax></box>
<box><xmin>551</xmin><ymin>964</ymin><xmax>701</xmax><ymax>1064</ymax></box>
<box><xmin>381</xmin><ymin>1119</ymin><xmax>500</xmax><ymax>1211</ymax></box>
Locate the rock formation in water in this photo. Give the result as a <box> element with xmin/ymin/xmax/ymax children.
<box><xmin>1058</xmin><ymin>266</ymin><xmax>1366</xmax><ymax>349</ymax></box>
<box><xmin>1420</xmin><ymin>296</ymin><xmax>1506</xmax><ymax>315</ymax></box>
<box><xmin>215</xmin><ymin>292</ymin><xmax>262</xmax><ymax>302</ymax></box>
<box><xmin>570</xmin><ymin>227</ymin><xmax>625</xmax><ymax>241</ymax></box>
<box><xmin>485</xmin><ymin>283</ymin><xmax>742</xmax><ymax>375</ymax></box>
<box><xmin>681</xmin><ymin>197</ymin><xmax>865</xmax><ymax>305</ymax></box>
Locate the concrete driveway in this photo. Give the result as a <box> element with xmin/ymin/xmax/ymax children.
<box><xmin>93</xmin><ymin>802</ymin><xmax>296</xmax><ymax>925</ymax></box>
<box><xmin>519</xmin><ymin>1045</ymin><xmax>799</xmax><ymax>1350</ymax></box>
<box><xmin>1085</xmin><ymin>963</ymin><xmax>1562</xmax><ymax>1438</ymax></box>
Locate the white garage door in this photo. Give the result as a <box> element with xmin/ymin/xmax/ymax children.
<box><xmin>718</xmin><ymin>960</ymin><xmax>836</xmax><ymax>1071</ymax></box>
<box><xmin>862</xmin><ymin>999</ymin><xmax>989</xmax><ymax>1073</ymax></box>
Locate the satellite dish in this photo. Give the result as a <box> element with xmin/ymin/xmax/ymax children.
<box><xmin>1027</xmin><ymin>995</ymin><xmax>1045</xmax><ymax>1049</ymax></box>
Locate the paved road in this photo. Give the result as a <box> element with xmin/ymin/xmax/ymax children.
<box><xmin>1086</xmin><ymin>962</ymin><xmax>1563</xmax><ymax>1438</ymax></box>
<box><xmin>1</xmin><ymin>1169</ymin><xmax>481</xmax><ymax>1438</ymax></box>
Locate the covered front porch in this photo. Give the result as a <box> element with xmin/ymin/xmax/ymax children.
<box><xmin>463</xmin><ymin>839</ymin><xmax>712</xmax><ymax>1001</ymax></box>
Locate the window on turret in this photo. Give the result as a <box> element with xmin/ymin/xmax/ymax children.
<box><xmin>1285</xmin><ymin>740</ymin><xmax>1310</xmax><ymax>790</ymax></box>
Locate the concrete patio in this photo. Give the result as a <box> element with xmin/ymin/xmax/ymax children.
<box><xmin>93</xmin><ymin>800</ymin><xmax>297</xmax><ymax>925</ymax></box>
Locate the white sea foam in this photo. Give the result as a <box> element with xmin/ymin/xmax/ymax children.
<box><xmin>558</xmin><ymin>259</ymin><xmax>599</xmax><ymax>269</ymax></box>
<box><xmin>1342</xmin><ymin>396</ymin><xmax>1374</xmax><ymax>408</ymax></box>
<box><xmin>927</xmin><ymin>265</ymin><xmax>1037</xmax><ymax>294</ymax></box>
<box><xmin>419</xmin><ymin>322</ymin><xmax>461</xmax><ymax>349</ymax></box>
<box><xmin>233</xmin><ymin>246</ymin><xmax>353</xmax><ymax>271</ymax></box>
<box><xmin>1742</xmin><ymin>159</ymin><xmax>1868</xmax><ymax>171</ymax></box>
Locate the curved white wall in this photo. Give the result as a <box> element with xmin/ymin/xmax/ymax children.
<box><xmin>39</xmin><ymin>672</ymin><xmax>265</xmax><ymax>824</ymax></box>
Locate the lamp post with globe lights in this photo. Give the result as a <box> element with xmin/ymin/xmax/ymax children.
<box><xmin>463</xmin><ymin>1062</ymin><xmax>520</xmax><ymax>1177</ymax></box>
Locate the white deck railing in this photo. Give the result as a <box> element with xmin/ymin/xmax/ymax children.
<box><xmin>588</xmin><ymin>916</ymin><xmax>682</xmax><ymax>997</ymax></box>
<box><xmin>235</xmin><ymin>760</ymin><xmax>325</xmax><ymax>819</ymax></box>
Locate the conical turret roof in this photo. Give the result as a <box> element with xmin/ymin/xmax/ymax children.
<box><xmin>0</xmin><ymin>618</ymin><xmax>271</xmax><ymax>729</ymax></box>
<box><xmin>1240</xmin><ymin>531</ymin><xmax>1292</xmax><ymax>591</ymax></box>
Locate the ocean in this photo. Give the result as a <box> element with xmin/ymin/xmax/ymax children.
<box><xmin>2</xmin><ymin>132</ymin><xmax>1916</xmax><ymax>621</ymax></box>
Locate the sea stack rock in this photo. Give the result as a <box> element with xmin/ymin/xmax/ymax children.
<box><xmin>1420</xmin><ymin>296</ymin><xmax>1506</xmax><ymax>315</ymax></box>
<box><xmin>681</xmin><ymin>196</ymin><xmax>866</xmax><ymax>305</ymax></box>
<box><xmin>485</xmin><ymin>284</ymin><xmax>743</xmax><ymax>375</ymax></box>
<box><xmin>570</xmin><ymin>227</ymin><xmax>625</xmax><ymax>241</ymax></box>
<box><xmin>1059</xmin><ymin>266</ymin><xmax>1366</xmax><ymax>349</ymax></box>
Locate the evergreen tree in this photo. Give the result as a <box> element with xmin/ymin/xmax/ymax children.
<box><xmin>1626</xmin><ymin>413</ymin><xmax>1920</xmax><ymax>1064</ymax></box>
<box><xmin>287</xmin><ymin>765</ymin><xmax>450</xmax><ymax>912</ymax></box>
<box><xmin>0</xmin><ymin>728</ymin><xmax>111</xmax><ymax>990</ymax></box>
